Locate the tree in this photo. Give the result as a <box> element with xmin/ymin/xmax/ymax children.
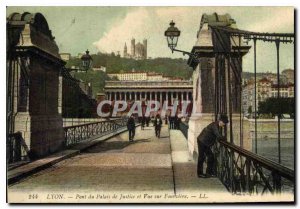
<box><xmin>258</xmin><ymin>97</ymin><xmax>294</xmax><ymax>118</ymax></box>
<box><xmin>65</xmin><ymin>53</ymin><xmax>194</xmax><ymax>96</ymax></box>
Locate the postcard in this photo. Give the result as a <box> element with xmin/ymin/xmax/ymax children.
<box><xmin>6</xmin><ymin>6</ymin><xmax>295</xmax><ymax>203</ymax></box>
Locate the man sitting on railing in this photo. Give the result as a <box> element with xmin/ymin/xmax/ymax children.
<box><xmin>197</xmin><ymin>114</ymin><xmax>228</xmax><ymax>178</ymax></box>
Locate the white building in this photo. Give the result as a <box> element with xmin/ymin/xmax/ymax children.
<box><xmin>60</xmin><ymin>53</ymin><xmax>71</xmax><ymax>61</ymax></box>
<box><xmin>93</xmin><ymin>66</ymin><xmax>106</xmax><ymax>72</ymax></box>
<box><xmin>108</xmin><ymin>72</ymin><xmax>147</xmax><ymax>81</ymax></box>
<box><xmin>107</xmin><ymin>71</ymin><xmax>181</xmax><ymax>81</ymax></box>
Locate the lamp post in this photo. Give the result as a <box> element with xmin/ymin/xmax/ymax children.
<box><xmin>80</xmin><ymin>49</ymin><xmax>93</xmax><ymax>91</ymax></box>
<box><xmin>164</xmin><ymin>21</ymin><xmax>199</xmax><ymax>62</ymax></box>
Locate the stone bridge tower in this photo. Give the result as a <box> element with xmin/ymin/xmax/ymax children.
<box><xmin>187</xmin><ymin>13</ymin><xmax>250</xmax><ymax>157</ymax></box>
<box><xmin>7</xmin><ymin>12</ymin><xmax>65</xmax><ymax>158</ymax></box>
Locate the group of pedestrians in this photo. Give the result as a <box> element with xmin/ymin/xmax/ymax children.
<box><xmin>168</xmin><ymin>115</ymin><xmax>180</xmax><ymax>130</ymax></box>
<box><xmin>127</xmin><ymin>113</ymin><xmax>229</xmax><ymax>179</ymax></box>
<box><xmin>126</xmin><ymin>114</ymin><xmax>163</xmax><ymax>142</ymax></box>
<box><xmin>140</xmin><ymin>116</ymin><xmax>150</xmax><ymax>130</ymax></box>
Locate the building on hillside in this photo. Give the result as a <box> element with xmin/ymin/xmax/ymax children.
<box><xmin>123</xmin><ymin>38</ymin><xmax>147</xmax><ymax>60</ymax></box>
<box><xmin>242</xmin><ymin>69</ymin><xmax>294</xmax><ymax>85</ymax></box>
<box><xmin>147</xmin><ymin>72</ymin><xmax>164</xmax><ymax>81</ymax></box>
<box><xmin>242</xmin><ymin>77</ymin><xmax>294</xmax><ymax>114</ymax></box>
<box><xmin>108</xmin><ymin>71</ymin><xmax>148</xmax><ymax>81</ymax></box>
<box><xmin>270</xmin><ymin>83</ymin><xmax>294</xmax><ymax>98</ymax></box>
<box><xmin>107</xmin><ymin>71</ymin><xmax>183</xmax><ymax>81</ymax></box>
<box><xmin>93</xmin><ymin>66</ymin><xmax>106</xmax><ymax>72</ymax></box>
<box><xmin>60</xmin><ymin>53</ymin><xmax>71</xmax><ymax>61</ymax></box>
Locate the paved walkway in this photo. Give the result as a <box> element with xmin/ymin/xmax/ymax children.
<box><xmin>170</xmin><ymin>130</ymin><xmax>228</xmax><ymax>194</ymax></box>
<box><xmin>8</xmin><ymin>125</ymin><xmax>231</xmax><ymax>203</ymax></box>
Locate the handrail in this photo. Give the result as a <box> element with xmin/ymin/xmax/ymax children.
<box><xmin>214</xmin><ymin>140</ymin><xmax>294</xmax><ymax>194</ymax></box>
<box><xmin>219</xmin><ymin>140</ymin><xmax>294</xmax><ymax>181</ymax></box>
<box><xmin>179</xmin><ymin>122</ymin><xmax>294</xmax><ymax>194</ymax></box>
<box><xmin>64</xmin><ymin>118</ymin><xmax>128</xmax><ymax>147</ymax></box>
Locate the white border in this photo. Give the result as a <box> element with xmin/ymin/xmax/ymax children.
<box><xmin>1</xmin><ymin>1</ymin><xmax>299</xmax><ymax>209</ymax></box>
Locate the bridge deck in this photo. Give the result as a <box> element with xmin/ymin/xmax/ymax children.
<box><xmin>8</xmin><ymin>125</ymin><xmax>230</xmax><ymax>203</ymax></box>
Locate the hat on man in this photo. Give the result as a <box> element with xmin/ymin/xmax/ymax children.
<box><xmin>219</xmin><ymin>114</ymin><xmax>229</xmax><ymax>124</ymax></box>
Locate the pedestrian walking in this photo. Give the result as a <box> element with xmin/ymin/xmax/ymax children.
<box><xmin>141</xmin><ymin>116</ymin><xmax>145</xmax><ymax>130</ymax></box>
<box><xmin>146</xmin><ymin>117</ymin><xmax>150</xmax><ymax>127</ymax></box>
<box><xmin>168</xmin><ymin>116</ymin><xmax>173</xmax><ymax>129</ymax></box>
<box><xmin>154</xmin><ymin>114</ymin><xmax>163</xmax><ymax>138</ymax></box>
<box><xmin>174</xmin><ymin>114</ymin><xmax>179</xmax><ymax>129</ymax></box>
<box><xmin>197</xmin><ymin>114</ymin><xmax>228</xmax><ymax>178</ymax></box>
<box><xmin>127</xmin><ymin>115</ymin><xmax>136</xmax><ymax>142</ymax></box>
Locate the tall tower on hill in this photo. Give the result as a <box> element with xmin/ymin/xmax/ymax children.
<box><xmin>123</xmin><ymin>42</ymin><xmax>128</xmax><ymax>57</ymax></box>
<box><xmin>143</xmin><ymin>39</ymin><xmax>147</xmax><ymax>59</ymax></box>
<box><xmin>131</xmin><ymin>38</ymin><xmax>135</xmax><ymax>57</ymax></box>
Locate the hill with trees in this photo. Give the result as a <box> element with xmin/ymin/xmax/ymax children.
<box><xmin>66</xmin><ymin>53</ymin><xmax>194</xmax><ymax>97</ymax></box>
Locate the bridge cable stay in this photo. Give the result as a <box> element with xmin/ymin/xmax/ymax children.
<box><xmin>211</xmin><ymin>28</ymin><xmax>238</xmax><ymax>144</ymax></box>
<box><xmin>254</xmin><ymin>37</ymin><xmax>258</xmax><ymax>154</ymax></box>
<box><xmin>228</xmin><ymin>35</ymin><xmax>244</xmax><ymax>148</ymax></box>
<box><xmin>275</xmin><ymin>39</ymin><xmax>281</xmax><ymax>164</ymax></box>
<box><xmin>207</xmin><ymin>25</ymin><xmax>294</xmax><ymax>194</ymax></box>
<box><xmin>210</xmin><ymin>25</ymin><xmax>294</xmax><ymax>165</ymax></box>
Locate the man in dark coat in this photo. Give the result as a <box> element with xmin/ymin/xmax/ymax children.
<box><xmin>197</xmin><ymin>114</ymin><xmax>228</xmax><ymax>178</ymax></box>
<box><xmin>127</xmin><ymin>115</ymin><xmax>136</xmax><ymax>142</ymax></box>
<box><xmin>141</xmin><ymin>116</ymin><xmax>145</xmax><ymax>130</ymax></box>
<box><xmin>153</xmin><ymin>114</ymin><xmax>163</xmax><ymax>138</ymax></box>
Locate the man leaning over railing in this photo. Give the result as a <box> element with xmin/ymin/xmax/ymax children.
<box><xmin>197</xmin><ymin>114</ymin><xmax>228</xmax><ymax>178</ymax></box>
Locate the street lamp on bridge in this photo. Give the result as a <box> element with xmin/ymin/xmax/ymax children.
<box><xmin>164</xmin><ymin>21</ymin><xmax>199</xmax><ymax>62</ymax></box>
<box><xmin>80</xmin><ymin>49</ymin><xmax>93</xmax><ymax>91</ymax></box>
<box><xmin>81</xmin><ymin>49</ymin><xmax>93</xmax><ymax>71</ymax></box>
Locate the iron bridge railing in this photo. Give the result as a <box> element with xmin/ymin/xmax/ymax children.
<box><xmin>64</xmin><ymin>118</ymin><xmax>127</xmax><ymax>147</ymax></box>
<box><xmin>212</xmin><ymin>139</ymin><xmax>294</xmax><ymax>195</ymax></box>
<box><xmin>179</xmin><ymin>122</ymin><xmax>294</xmax><ymax>195</ymax></box>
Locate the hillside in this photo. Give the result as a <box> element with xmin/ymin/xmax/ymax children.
<box><xmin>66</xmin><ymin>53</ymin><xmax>194</xmax><ymax>97</ymax></box>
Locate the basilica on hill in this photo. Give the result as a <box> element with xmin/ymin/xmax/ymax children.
<box><xmin>123</xmin><ymin>38</ymin><xmax>147</xmax><ymax>60</ymax></box>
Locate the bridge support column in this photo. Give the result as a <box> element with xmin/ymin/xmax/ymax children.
<box><xmin>8</xmin><ymin>13</ymin><xmax>65</xmax><ymax>158</ymax></box>
<box><xmin>187</xmin><ymin>13</ymin><xmax>250</xmax><ymax>158</ymax></box>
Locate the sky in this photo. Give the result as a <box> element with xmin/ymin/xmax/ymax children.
<box><xmin>6</xmin><ymin>6</ymin><xmax>294</xmax><ymax>73</ymax></box>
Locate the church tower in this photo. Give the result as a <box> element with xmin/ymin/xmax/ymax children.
<box><xmin>131</xmin><ymin>38</ymin><xmax>135</xmax><ymax>58</ymax></box>
<box><xmin>123</xmin><ymin>42</ymin><xmax>128</xmax><ymax>57</ymax></box>
<box><xmin>143</xmin><ymin>39</ymin><xmax>147</xmax><ymax>59</ymax></box>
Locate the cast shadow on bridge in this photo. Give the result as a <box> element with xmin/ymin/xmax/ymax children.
<box><xmin>83</xmin><ymin>138</ymin><xmax>152</xmax><ymax>153</ymax></box>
